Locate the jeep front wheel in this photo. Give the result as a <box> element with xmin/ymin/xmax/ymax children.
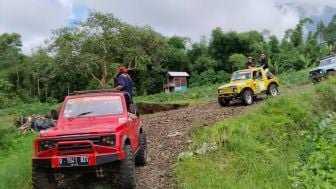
<box><xmin>326</xmin><ymin>71</ymin><xmax>336</xmax><ymax>79</ymax></box>
<box><xmin>135</xmin><ymin>132</ymin><xmax>147</xmax><ymax>166</ymax></box>
<box><xmin>32</xmin><ymin>166</ymin><xmax>56</xmax><ymax>189</ymax></box>
<box><xmin>117</xmin><ymin>144</ymin><xmax>136</xmax><ymax>189</ymax></box>
<box><xmin>218</xmin><ymin>97</ymin><xmax>230</xmax><ymax>106</ymax></box>
<box><xmin>268</xmin><ymin>84</ymin><xmax>278</xmax><ymax>97</ymax></box>
<box><xmin>241</xmin><ymin>89</ymin><xmax>253</xmax><ymax>106</ymax></box>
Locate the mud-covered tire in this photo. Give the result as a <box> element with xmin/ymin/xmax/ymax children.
<box><xmin>326</xmin><ymin>71</ymin><xmax>336</xmax><ymax>79</ymax></box>
<box><xmin>268</xmin><ymin>84</ymin><xmax>278</xmax><ymax>97</ymax></box>
<box><xmin>241</xmin><ymin>89</ymin><xmax>253</xmax><ymax>106</ymax></box>
<box><xmin>116</xmin><ymin>145</ymin><xmax>136</xmax><ymax>189</ymax></box>
<box><xmin>32</xmin><ymin>166</ymin><xmax>56</xmax><ymax>189</ymax></box>
<box><xmin>135</xmin><ymin>133</ymin><xmax>147</xmax><ymax>166</ymax></box>
<box><xmin>218</xmin><ymin>97</ymin><xmax>230</xmax><ymax>107</ymax></box>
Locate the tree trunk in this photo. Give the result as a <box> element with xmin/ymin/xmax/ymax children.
<box><xmin>99</xmin><ymin>55</ymin><xmax>108</xmax><ymax>89</ymax></box>
<box><xmin>37</xmin><ymin>78</ymin><xmax>40</xmax><ymax>96</ymax></box>
<box><xmin>16</xmin><ymin>65</ymin><xmax>20</xmax><ymax>90</ymax></box>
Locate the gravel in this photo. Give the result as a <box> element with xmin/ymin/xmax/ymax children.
<box><xmin>135</xmin><ymin>100</ymin><xmax>259</xmax><ymax>189</ymax></box>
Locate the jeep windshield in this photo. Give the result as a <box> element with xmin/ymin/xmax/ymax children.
<box><xmin>319</xmin><ymin>57</ymin><xmax>336</xmax><ymax>66</ymax></box>
<box><xmin>231</xmin><ymin>71</ymin><xmax>252</xmax><ymax>81</ymax></box>
<box><xmin>62</xmin><ymin>96</ymin><xmax>124</xmax><ymax>118</ymax></box>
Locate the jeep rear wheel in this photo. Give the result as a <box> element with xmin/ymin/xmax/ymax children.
<box><xmin>32</xmin><ymin>166</ymin><xmax>56</xmax><ymax>189</ymax></box>
<box><xmin>116</xmin><ymin>144</ymin><xmax>136</xmax><ymax>189</ymax></box>
<box><xmin>241</xmin><ymin>89</ymin><xmax>253</xmax><ymax>106</ymax></box>
<box><xmin>218</xmin><ymin>97</ymin><xmax>230</xmax><ymax>107</ymax></box>
<box><xmin>135</xmin><ymin>133</ymin><xmax>147</xmax><ymax>166</ymax></box>
<box><xmin>268</xmin><ymin>84</ymin><xmax>278</xmax><ymax>97</ymax></box>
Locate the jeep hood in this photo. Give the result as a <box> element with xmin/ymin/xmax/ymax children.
<box><xmin>218</xmin><ymin>81</ymin><xmax>251</xmax><ymax>89</ymax></box>
<box><xmin>40</xmin><ymin>118</ymin><xmax>125</xmax><ymax>137</ymax></box>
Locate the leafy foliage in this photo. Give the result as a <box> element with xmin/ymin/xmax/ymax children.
<box><xmin>0</xmin><ymin>13</ymin><xmax>335</xmax><ymax>104</ymax></box>
<box><xmin>290</xmin><ymin>113</ymin><xmax>336</xmax><ymax>188</ymax></box>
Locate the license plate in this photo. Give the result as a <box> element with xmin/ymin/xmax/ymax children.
<box><xmin>59</xmin><ymin>156</ymin><xmax>89</xmax><ymax>167</ymax></box>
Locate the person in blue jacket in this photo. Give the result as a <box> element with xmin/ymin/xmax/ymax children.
<box><xmin>113</xmin><ymin>66</ymin><xmax>134</xmax><ymax>109</ymax></box>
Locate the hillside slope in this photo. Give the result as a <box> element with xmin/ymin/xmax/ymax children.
<box><xmin>175</xmin><ymin>79</ymin><xmax>336</xmax><ymax>188</ymax></box>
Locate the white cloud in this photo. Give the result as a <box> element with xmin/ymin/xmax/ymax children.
<box><xmin>0</xmin><ymin>0</ymin><xmax>70</xmax><ymax>53</ymax></box>
<box><xmin>0</xmin><ymin>0</ymin><xmax>335</xmax><ymax>54</ymax></box>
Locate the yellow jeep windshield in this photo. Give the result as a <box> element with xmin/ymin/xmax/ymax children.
<box><xmin>232</xmin><ymin>71</ymin><xmax>252</xmax><ymax>81</ymax></box>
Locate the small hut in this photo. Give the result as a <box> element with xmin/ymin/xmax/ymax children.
<box><xmin>164</xmin><ymin>72</ymin><xmax>190</xmax><ymax>93</ymax></box>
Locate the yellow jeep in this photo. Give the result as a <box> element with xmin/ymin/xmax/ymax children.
<box><xmin>218</xmin><ymin>67</ymin><xmax>279</xmax><ymax>106</ymax></box>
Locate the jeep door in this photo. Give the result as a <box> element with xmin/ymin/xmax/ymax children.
<box><xmin>252</xmin><ymin>70</ymin><xmax>265</xmax><ymax>93</ymax></box>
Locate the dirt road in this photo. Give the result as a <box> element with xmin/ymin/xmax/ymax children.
<box><xmin>135</xmin><ymin>100</ymin><xmax>259</xmax><ymax>189</ymax></box>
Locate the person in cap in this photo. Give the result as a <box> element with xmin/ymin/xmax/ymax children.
<box><xmin>246</xmin><ymin>56</ymin><xmax>255</xmax><ymax>69</ymax></box>
<box><xmin>113</xmin><ymin>66</ymin><xmax>134</xmax><ymax>108</ymax></box>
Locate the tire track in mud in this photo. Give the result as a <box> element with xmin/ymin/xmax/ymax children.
<box><xmin>135</xmin><ymin>100</ymin><xmax>260</xmax><ymax>189</ymax></box>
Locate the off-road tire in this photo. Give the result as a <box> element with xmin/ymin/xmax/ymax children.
<box><xmin>32</xmin><ymin>166</ymin><xmax>56</xmax><ymax>189</ymax></box>
<box><xmin>267</xmin><ymin>84</ymin><xmax>278</xmax><ymax>97</ymax></box>
<box><xmin>135</xmin><ymin>133</ymin><xmax>147</xmax><ymax>166</ymax></box>
<box><xmin>326</xmin><ymin>71</ymin><xmax>336</xmax><ymax>79</ymax></box>
<box><xmin>116</xmin><ymin>145</ymin><xmax>136</xmax><ymax>189</ymax></box>
<box><xmin>241</xmin><ymin>89</ymin><xmax>253</xmax><ymax>106</ymax></box>
<box><xmin>218</xmin><ymin>97</ymin><xmax>230</xmax><ymax>107</ymax></box>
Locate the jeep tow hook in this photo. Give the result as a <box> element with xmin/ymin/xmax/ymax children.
<box><xmin>96</xmin><ymin>166</ymin><xmax>104</xmax><ymax>178</ymax></box>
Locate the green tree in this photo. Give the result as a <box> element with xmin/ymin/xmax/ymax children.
<box><xmin>325</xmin><ymin>14</ymin><xmax>336</xmax><ymax>47</ymax></box>
<box><xmin>290</xmin><ymin>18</ymin><xmax>313</xmax><ymax>48</ymax></box>
<box><xmin>228</xmin><ymin>54</ymin><xmax>246</xmax><ymax>71</ymax></box>
<box><xmin>0</xmin><ymin>33</ymin><xmax>24</xmax><ymax>68</ymax></box>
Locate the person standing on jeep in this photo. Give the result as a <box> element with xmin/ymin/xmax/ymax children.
<box><xmin>260</xmin><ymin>53</ymin><xmax>275</xmax><ymax>78</ymax></box>
<box><xmin>246</xmin><ymin>56</ymin><xmax>255</xmax><ymax>69</ymax></box>
<box><xmin>260</xmin><ymin>54</ymin><xmax>269</xmax><ymax>70</ymax></box>
<box><xmin>113</xmin><ymin>66</ymin><xmax>134</xmax><ymax>108</ymax></box>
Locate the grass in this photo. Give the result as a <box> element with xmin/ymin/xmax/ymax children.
<box><xmin>0</xmin><ymin>128</ymin><xmax>37</xmax><ymax>189</ymax></box>
<box><xmin>277</xmin><ymin>69</ymin><xmax>310</xmax><ymax>88</ymax></box>
<box><xmin>174</xmin><ymin>79</ymin><xmax>336</xmax><ymax>188</ymax></box>
<box><xmin>0</xmin><ymin>116</ymin><xmax>16</xmax><ymax>131</ymax></box>
<box><xmin>0</xmin><ymin>102</ymin><xmax>55</xmax><ymax>117</ymax></box>
<box><xmin>134</xmin><ymin>84</ymin><xmax>219</xmax><ymax>104</ymax></box>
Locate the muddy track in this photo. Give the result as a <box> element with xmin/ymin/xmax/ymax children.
<box><xmin>135</xmin><ymin>100</ymin><xmax>261</xmax><ymax>189</ymax></box>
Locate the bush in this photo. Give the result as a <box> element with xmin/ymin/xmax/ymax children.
<box><xmin>277</xmin><ymin>69</ymin><xmax>310</xmax><ymax>87</ymax></box>
<box><xmin>290</xmin><ymin>113</ymin><xmax>336</xmax><ymax>188</ymax></box>
<box><xmin>189</xmin><ymin>69</ymin><xmax>230</xmax><ymax>87</ymax></box>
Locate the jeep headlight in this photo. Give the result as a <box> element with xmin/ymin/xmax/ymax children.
<box><xmin>100</xmin><ymin>135</ymin><xmax>116</xmax><ymax>146</ymax></box>
<box><xmin>231</xmin><ymin>87</ymin><xmax>237</xmax><ymax>93</ymax></box>
<box><xmin>39</xmin><ymin>140</ymin><xmax>55</xmax><ymax>152</ymax></box>
<box><xmin>319</xmin><ymin>70</ymin><xmax>323</xmax><ymax>74</ymax></box>
<box><xmin>218</xmin><ymin>89</ymin><xmax>222</xmax><ymax>93</ymax></box>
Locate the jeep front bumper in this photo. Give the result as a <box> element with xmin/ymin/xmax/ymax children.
<box><xmin>33</xmin><ymin>140</ymin><xmax>125</xmax><ymax>168</ymax></box>
<box><xmin>33</xmin><ymin>152</ymin><xmax>124</xmax><ymax>168</ymax></box>
<box><xmin>218</xmin><ymin>93</ymin><xmax>239</xmax><ymax>100</ymax></box>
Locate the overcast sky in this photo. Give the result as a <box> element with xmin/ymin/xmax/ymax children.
<box><xmin>0</xmin><ymin>0</ymin><xmax>335</xmax><ymax>54</ymax></box>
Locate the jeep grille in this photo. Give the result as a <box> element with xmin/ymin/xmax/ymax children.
<box><xmin>55</xmin><ymin>136</ymin><xmax>100</xmax><ymax>154</ymax></box>
<box><xmin>309</xmin><ymin>69</ymin><xmax>322</xmax><ymax>75</ymax></box>
<box><xmin>58</xmin><ymin>143</ymin><xmax>92</xmax><ymax>152</ymax></box>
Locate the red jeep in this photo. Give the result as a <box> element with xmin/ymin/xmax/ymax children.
<box><xmin>32</xmin><ymin>90</ymin><xmax>146</xmax><ymax>189</ymax></box>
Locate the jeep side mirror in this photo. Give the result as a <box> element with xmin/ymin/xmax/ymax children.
<box><xmin>51</xmin><ymin>109</ymin><xmax>58</xmax><ymax>120</ymax></box>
